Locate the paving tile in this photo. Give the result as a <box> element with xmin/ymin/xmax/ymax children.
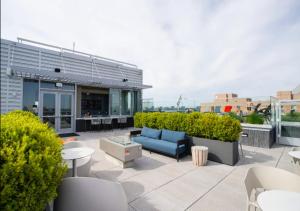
<box><xmin>131</xmin><ymin>162</ymin><xmax>234</xmax><ymax>211</ymax></box>
<box><xmin>74</xmin><ymin>131</ymin><xmax>295</xmax><ymax>211</ymax></box>
<box><xmin>122</xmin><ymin>170</ymin><xmax>174</xmax><ymax>202</ymax></box>
<box><xmin>187</xmin><ymin>169</ymin><xmax>247</xmax><ymax>211</ymax></box>
<box><xmin>91</xmin><ymin>159</ymin><xmax>118</xmax><ymax>172</ymax></box>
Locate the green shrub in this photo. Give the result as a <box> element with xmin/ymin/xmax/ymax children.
<box><xmin>245</xmin><ymin>113</ymin><xmax>264</xmax><ymax>124</ymax></box>
<box><xmin>194</xmin><ymin>113</ymin><xmax>218</xmax><ymax>140</ymax></box>
<box><xmin>227</xmin><ymin>112</ymin><xmax>243</xmax><ymax>122</ymax></box>
<box><xmin>213</xmin><ymin>115</ymin><xmax>242</xmax><ymax>141</ymax></box>
<box><xmin>133</xmin><ymin>112</ymin><xmax>242</xmax><ymax>142</ymax></box>
<box><xmin>133</xmin><ymin>112</ymin><xmax>144</xmax><ymax>128</ymax></box>
<box><xmin>163</xmin><ymin>113</ymin><xmax>186</xmax><ymax>131</ymax></box>
<box><xmin>181</xmin><ymin>112</ymin><xmax>203</xmax><ymax>136</ymax></box>
<box><xmin>282</xmin><ymin>112</ymin><xmax>300</xmax><ymax>122</ymax></box>
<box><xmin>156</xmin><ymin>112</ymin><xmax>169</xmax><ymax>129</ymax></box>
<box><xmin>0</xmin><ymin>110</ymin><xmax>67</xmax><ymax>211</ymax></box>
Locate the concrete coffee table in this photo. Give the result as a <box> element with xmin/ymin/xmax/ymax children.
<box><xmin>100</xmin><ymin>136</ymin><xmax>142</xmax><ymax>168</ymax></box>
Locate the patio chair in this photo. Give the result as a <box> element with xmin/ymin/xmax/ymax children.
<box><xmin>91</xmin><ymin>119</ymin><xmax>102</xmax><ymax>131</ymax></box>
<box><xmin>102</xmin><ymin>118</ymin><xmax>113</xmax><ymax>130</ymax></box>
<box><xmin>117</xmin><ymin>117</ymin><xmax>127</xmax><ymax>129</ymax></box>
<box><xmin>63</xmin><ymin>141</ymin><xmax>92</xmax><ymax>177</ymax></box>
<box><xmin>54</xmin><ymin>177</ymin><xmax>128</xmax><ymax>211</ymax></box>
<box><xmin>244</xmin><ymin>166</ymin><xmax>300</xmax><ymax>211</ymax></box>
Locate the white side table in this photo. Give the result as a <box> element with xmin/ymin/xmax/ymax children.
<box><xmin>62</xmin><ymin>147</ymin><xmax>95</xmax><ymax>177</ymax></box>
<box><xmin>257</xmin><ymin>190</ymin><xmax>300</xmax><ymax>211</ymax></box>
<box><xmin>288</xmin><ymin>151</ymin><xmax>300</xmax><ymax>160</ymax></box>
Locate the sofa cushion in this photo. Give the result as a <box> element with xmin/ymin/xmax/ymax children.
<box><xmin>161</xmin><ymin>129</ymin><xmax>186</xmax><ymax>143</ymax></box>
<box><xmin>132</xmin><ymin>136</ymin><xmax>186</xmax><ymax>156</ymax></box>
<box><xmin>141</xmin><ymin>127</ymin><xmax>161</xmax><ymax>139</ymax></box>
<box><xmin>132</xmin><ymin>136</ymin><xmax>157</xmax><ymax>148</ymax></box>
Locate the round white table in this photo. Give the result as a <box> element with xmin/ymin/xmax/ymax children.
<box><xmin>62</xmin><ymin>147</ymin><xmax>95</xmax><ymax>177</ymax></box>
<box><xmin>257</xmin><ymin>190</ymin><xmax>300</xmax><ymax>211</ymax></box>
<box><xmin>288</xmin><ymin>151</ymin><xmax>300</xmax><ymax>159</ymax></box>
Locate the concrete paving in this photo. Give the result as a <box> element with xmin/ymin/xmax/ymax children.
<box><xmin>71</xmin><ymin>129</ymin><xmax>298</xmax><ymax>211</ymax></box>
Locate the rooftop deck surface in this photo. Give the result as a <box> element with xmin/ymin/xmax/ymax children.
<box><xmin>71</xmin><ymin>129</ymin><xmax>298</xmax><ymax>211</ymax></box>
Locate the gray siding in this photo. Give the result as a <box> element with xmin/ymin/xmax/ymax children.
<box><xmin>1</xmin><ymin>41</ymin><xmax>23</xmax><ymax>113</ymax></box>
<box><xmin>0</xmin><ymin>38</ymin><xmax>143</xmax><ymax>114</ymax></box>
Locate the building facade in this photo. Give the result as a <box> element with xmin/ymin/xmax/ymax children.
<box><xmin>200</xmin><ymin>88</ymin><xmax>300</xmax><ymax>115</ymax></box>
<box><xmin>1</xmin><ymin>38</ymin><xmax>151</xmax><ymax>133</ymax></box>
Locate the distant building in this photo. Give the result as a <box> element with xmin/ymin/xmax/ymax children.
<box><xmin>277</xmin><ymin>87</ymin><xmax>300</xmax><ymax>113</ymax></box>
<box><xmin>200</xmin><ymin>93</ymin><xmax>259</xmax><ymax>115</ymax></box>
<box><xmin>142</xmin><ymin>98</ymin><xmax>154</xmax><ymax>111</ymax></box>
<box><xmin>200</xmin><ymin>85</ymin><xmax>300</xmax><ymax>114</ymax></box>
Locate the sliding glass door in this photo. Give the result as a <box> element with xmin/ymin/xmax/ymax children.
<box><xmin>41</xmin><ymin>91</ymin><xmax>74</xmax><ymax>134</ymax></box>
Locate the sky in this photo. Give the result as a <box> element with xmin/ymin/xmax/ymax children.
<box><xmin>2</xmin><ymin>0</ymin><xmax>300</xmax><ymax>107</ymax></box>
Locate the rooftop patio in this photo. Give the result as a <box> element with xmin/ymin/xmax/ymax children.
<box><xmin>71</xmin><ymin>129</ymin><xmax>297</xmax><ymax>211</ymax></box>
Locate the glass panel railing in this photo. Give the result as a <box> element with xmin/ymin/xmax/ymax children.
<box><xmin>280</xmin><ymin>101</ymin><xmax>300</xmax><ymax>139</ymax></box>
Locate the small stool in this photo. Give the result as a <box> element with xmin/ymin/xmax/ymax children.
<box><xmin>192</xmin><ymin>146</ymin><xmax>208</xmax><ymax>166</ymax></box>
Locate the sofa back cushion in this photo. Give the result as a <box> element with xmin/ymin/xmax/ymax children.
<box><xmin>161</xmin><ymin>129</ymin><xmax>185</xmax><ymax>143</ymax></box>
<box><xmin>141</xmin><ymin>127</ymin><xmax>161</xmax><ymax>139</ymax></box>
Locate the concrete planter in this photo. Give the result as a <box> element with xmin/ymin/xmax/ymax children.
<box><xmin>189</xmin><ymin>137</ymin><xmax>239</xmax><ymax>166</ymax></box>
<box><xmin>240</xmin><ymin>123</ymin><xmax>275</xmax><ymax>148</ymax></box>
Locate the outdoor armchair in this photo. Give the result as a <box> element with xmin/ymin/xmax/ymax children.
<box><xmin>54</xmin><ymin>177</ymin><xmax>128</xmax><ymax>211</ymax></box>
<box><xmin>244</xmin><ymin>166</ymin><xmax>300</xmax><ymax>211</ymax></box>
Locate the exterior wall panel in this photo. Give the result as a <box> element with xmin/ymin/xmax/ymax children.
<box><xmin>1</xmin><ymin>38</ymin><xmax>144</xmax><ymax>114</ymax></box>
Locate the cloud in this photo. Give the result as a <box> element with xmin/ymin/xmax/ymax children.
<box><xmin>2</xmin><ymin>0</ymin><xmax>300</xmax><ymax>106</ymax></box>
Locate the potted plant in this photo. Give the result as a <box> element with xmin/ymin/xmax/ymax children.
<box><xmin>134</xmin><ymin>112</ymin><xmax>242</xmax><ymax>165</ymax></box>
<box><xmin>0</xmin><ymin>111</ymin><xmax>67</xmax><ymax>210</ymax></box>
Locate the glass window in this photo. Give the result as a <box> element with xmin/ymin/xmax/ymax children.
<box><xmin>110</xmin><ymin>89</ymin><xmax>120</xmax><ymax>115</ymax></box>
<box><xmin>132</xmin><ymin>90</ymin><xmax>142</xmax><ymax>113</ymax></box>
<box><xmin>43</xmin><ymin>93</ymin><xmax>56</xmax><ymax>116</ymax></box>
<box><xmin>214</xmin><ymin>106</ymin><xmax>221</xmax><ymax>113</ymax></box>
<box><xmin>132</xmin><ymin>91</ymin><xmax>138</xmax><ymax>114</ymax></box>
<box><xmin>41</xmin><ymin>81</ymin><xmax>56</xmax><ymax>89</ymax></box>
<box><xmin>121</xmin><ymin>90</ymin><xmax>131</xmax><ymax>115</ymax></box>
<box><xmin>61</xmin><ymin>94</ymin><xmax>72</xmax><ymax>115</ymax></box>
<box><xmin>81</xmin><ymin>93</ymin><xmax>109</xmax><ymax>116</ymax></box>
<box><xmin>23</xmin><ymin>79</ymin><xmax>39</xmax><ymax>114</ymax></box>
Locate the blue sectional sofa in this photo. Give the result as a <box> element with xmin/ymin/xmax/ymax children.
<box><xmin>130</xmin><ymin>127</ymin><xmax>188</xmax><ymax>161</ymax></box>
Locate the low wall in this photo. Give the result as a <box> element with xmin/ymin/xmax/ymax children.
<box><xmin>240</xmin><ymin>123</ymin><xmax>275</xmax><ymax>148</ymax></box>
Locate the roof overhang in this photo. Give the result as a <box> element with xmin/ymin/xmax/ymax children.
<box><xmin>9</xmin><ymin>66</ymin><xmax>152</xmax><ymax>89</ymax></box>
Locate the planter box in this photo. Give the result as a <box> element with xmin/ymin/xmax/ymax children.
<box><xmin>240</xmin><ymin>123</ymin><xmax>275</xmax><ymax>148</ymax></box>
<box><xmin>189</xmin><ymin>137</ymin><xmax>239</xmax><ymax>166</ymax></box>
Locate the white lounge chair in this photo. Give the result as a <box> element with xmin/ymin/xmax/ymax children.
<box><xmin>244</xmin><ymin>166</ymin><xmax>300</xmax><ymax>211</ymax></box>
<box><xmin>54</xmin><ymin>177</ymin><xmax>128</xmax><ymax>211</ymax></box>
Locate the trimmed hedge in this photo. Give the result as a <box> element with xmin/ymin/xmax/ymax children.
<box><xmin>0</xmin><ymin>111</ymin><xmax>67</xmax><ymax>211</ymax></box>
<box><xmin>134</xmin><ymin>112</ymin><xmax>242</xmax><ymax>142</ymax></box>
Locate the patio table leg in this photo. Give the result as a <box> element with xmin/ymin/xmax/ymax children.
<box><xmin>72</xmin><ymin>159</ymin><xmax>77</xmax><ymax>177</ymax></box>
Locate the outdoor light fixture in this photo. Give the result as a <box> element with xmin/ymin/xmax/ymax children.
<box><xmin>6</xmin><ymin>67</ymin><xmax>12</xmax><ymax>76</ymax></box>
<box><xmin>54</xmin><ymin>68</ymin><xmax>61</xmax><ymax>73</ymax></box>
<box><xmin>55</xmin><ymin>82</ymin><xmax>63</xmax><ymax>87</ymax></box>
